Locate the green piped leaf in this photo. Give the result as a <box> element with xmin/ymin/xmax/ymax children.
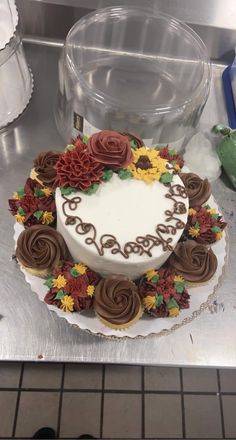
<box><xmin>160</xmin><ymin>173</ymin><xmax>173</xmax><ymax>184</ymax></box>
<box><xmin>211</xmin><ymin>225</ymin><xmax>221</xmax><ymax>233</ymax></box>
<box><xmin>60</xmin><ymin>187</ymin><xmax>77</xmax><ymax>196</ymax></box>
<box><xmin>16</xmin><ymin>187</ymin><xmax>25</xmax><ymax>197</ymax></box>
<box><xmin>211</xmin><ymin>213</ymin><xmax>219</xmax><ymax>220</ymax></box>
<box><xmin>169</xmin><ymin>148</ymin><xmax>177</xmax><ymax>156</ymax></box>
<box><xmin>102</xmin><ymin>169</ymin><xmax>113</xmax><ymax>182</ymax></box>
<box><xmin>44</xmin><ymin>276</ymin><xmax>54</xmax><ymax>288</ymax></box>
<box><xmin>33</xmin><ymin>210</ymin><xmax>43</xmax><ymax>220</ymax></box>
<box><xmin>167</xmin><ymin>298</ymin><xmax>179</xmax><ymax>309</ymax></box>
<box><xmin>82</xmin><ymin>134</ymin><xmax>88</xmax><ymax>144</ymax></box>
<box><xmin>70</xmin><ymin>268</ymin><xmax>80</xmax><ymax>278</ymax></box>
<box><xmin>34</xmin><ymin>188</ymin><xmax>45</xmax><ymax>198</ymax></box>
<box><xmin>194</xmin><ymin>222</ymin><xmax>200</xmax><ymax>229</ymax></box>
<box><xmin>174</xmin><ymin>282</ymin><xmax>185</xmax><ymax>293</ymax></box>
<box><xmin>66</xmin><ymin>144</ymin><xmax>75</xmax><ymax>151</ymax></box>
<box><xmin>130</xmin><ymin>140</ymin><xmax>138</xmax><ymax>150</ymax></box>
<box><xmin>155</xmin><ymin>294</ymin><xmax>164</xmax><ymax>307</ymax></box>
<box><xmin>118</xmin><ymin>169</ymin><xmax>133</xmax><ymax>180</ymax></box>
<box><xmin>84</xmin><ymin>183</ymin><xmax>99</xmax><ymax>195</ymax></box>
<box><xmin>151</xmin><ymin>275</ymin><xmax>159</xmax><ymax>284</ymax></box>
<box><xmin>17</xmin><ymin>207</ymin><xmax>26</xmax><ymax>216</ymax></box>
<box><xmin>55</xmin><ymin>289</ymin><xmax>65</xmax><ymax>300</ymax></box>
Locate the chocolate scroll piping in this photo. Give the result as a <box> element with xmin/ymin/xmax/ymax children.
<box><xmin>61</xmin><ymin>183</ymin><xmax>187</xmax><ymax>259</ymax></box>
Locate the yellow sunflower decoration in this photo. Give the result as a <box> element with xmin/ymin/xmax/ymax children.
<box><xmin>127</xmin><ymin>147</ymin><xmax>173</xmax><ymax>184</ymax></box>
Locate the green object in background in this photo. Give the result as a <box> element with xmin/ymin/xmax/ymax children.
<box><xmin>213</xmin><ymin>124</ymin><xmax>236</xmax><ymax>189</ymax></box>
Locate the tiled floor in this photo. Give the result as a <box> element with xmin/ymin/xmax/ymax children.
<box><xmin>0</xmin><ymin>363</ymin><xmax>236</xmax><ymax>439</ymax></box>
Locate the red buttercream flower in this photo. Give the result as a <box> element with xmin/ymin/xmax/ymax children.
<box><xmin>186</xmin><ymin>205</ymin><xmax>226</xmax><ymax>244</ymax></box>
<box><xmin>38</xmin><ymin>196</ymin><xmax>56</xmax><ymax>213</ymax></box>
<box><xmin>71</xmin><ymin>136</ymin><xmax>85</xmax><ymax>149</ymax></box>
<box><xmin>139</xmin><ymin>281</ymin><xmax>156</xmax><ymax>297</ymax></box>
<box><xmin>44</xmin><ymin>261</ymin><xmax>100</xmax><ymax>313</ymax></box>
<box><xmin>54</xmin><ymin>144</ymin><xmax>104</xmax><ymax>191</ymax></box>
<box><xmin>53</xmin><ymin>261</ymin><xmax>73</xmax><ymax>277</ymax></box>
<box><xmin>87</xmin><ymin>130</ymin><xmax>134</xmax><ymax>171</ymax></box>
<box><xmin>44</xmin><ymin>290</ymin><xmax>60</xmax><ymax>306</ymax></box>
<box><xmin>66</xmin><ymin>276</ymin><xmax>88</xmax><ymax>296</ymax></box>
<box><xmin>139</xmin><ymin>267</ymin><xmax>190</xmax><ymax>318</ymax></box>
<box><xmin>159</xmin><ymin>146</ymin><xmax>184</xmax><ymax>169</ymax></box>
<box><xmin>24</xmin><ymin>177</ymin><xmax>42</xmax><ymax>195</ymax></box>
<box><xmin>71</xmin><ymin>292</ymin><xmax>92</xmax><ymax>312</ymax></box>
<box><xmin>66</xmin><ymin>274</ymin><xmax>93</xmax><ymax>311</ymax></box>
<box><xmin>86</xmin><ymin>269</ymin><xmax>101</xmax><ymax>286</ymax></box>
<box><xmin>152</xmin><ymin>305</ymin><xmax>169</xmax><ymax>318</ymax></box>
<box><xmin>8</xmin><ymin>177</ymin><xmax>57</xmax><ymax>228</ymax></box>
<box><xmin>8</xmin><ymin>195</ymin><xmax>39</xmax><ymax>226</ymax></box>
<box><xmin>195</xmin><ymin>230</ymin><xmax>217</xmax><ymax>244</ymax></box>
<box><xmin>20</xmin><ymin>195</ymin><xmax>39</xmax><ymax>213</ymax></box>
<box><xmin>178</xmin><ymin>292</ymin><xmax>190</xmax><ymax>309</ymax></box>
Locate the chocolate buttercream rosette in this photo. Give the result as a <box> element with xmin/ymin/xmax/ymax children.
<box><xmin>168</xmin><ymin>240</ymin><xmax>217</xmax><ymax>283</ymax></box>
<box><xmin>32</xmin><ymin>150</ymin><xmax>62</xmax><ymax>187</ymax></box>
<box><xmin>44</xmin><ymin>261</ymin><xmax>101</xmax><ymax>313</ymax></box>
<box><xmin>87</xmin><ymin>130</ymin><xmax>134</xmax><ymax>171</ymax></box>
<box><xmin>180</xmin><ymin>172</ymin><xmax>211</xmax><ymax>207</ymax></box>
<box><xmin>94</xmin><ymin>277</ymin><xmax>143</xmax><ymax>330</ymax></box>
<box><xmin>16</xmin><ymin>225</ymin><xmax>69</xmax><ymax>278</ymax></box>
<box><xmin>139</xmin><ymin>268</ymin><xmax>190</xmax><ymax>318</ymax></box>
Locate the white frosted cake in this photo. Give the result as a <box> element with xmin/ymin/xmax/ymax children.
<box><xmin>56</xmin><ymin>172</ymin><xmax>188</xmax><ymax>279</ymax></box>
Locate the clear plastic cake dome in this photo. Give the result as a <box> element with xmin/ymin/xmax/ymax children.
<box><xmin>55</xmin><ymin>6</ymin><xmax>211</xmax><ymax>150</ymax></box>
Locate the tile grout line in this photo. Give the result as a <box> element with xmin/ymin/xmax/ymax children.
<box><xmin>2</xmin><ymin>436</ymin><xmax>201</xmax><ymax>440</ymax></box>
<box><xmin>56</xmin><ymin>363</ymin><xmax>65</xmax><ymax>439</ymax></box>
<box><xmin>0</xmin><ymin>436</ymin><xmax>193</xmax><ymax>440</ymax></box>
<box><xmin>217</xmin><ymin>369</ymin><xmax>225</xmax><ymax>439</ymax></box>
<box><xmin>1</xmin><ymin>386</ymin><xmax>235</xmax><ymax>395</ymax></box>
<box><xmin>180</xmin><ymin>368</ymin><xmax>186</xmax><ymax>438</ymax></box>
<box><xmin>141</xmin><ymin>366</ymin><xmax>145</xmax><ymax>439</ymax></box>
<box><xmin>12</xmin><ymin>363</ymin><xmax>24</xmax><ymax>438</ymax></box>
<box><xmin>100</xmin><ymin>364</ymin><xmax>105</xmax><ymax>439</ymax></box>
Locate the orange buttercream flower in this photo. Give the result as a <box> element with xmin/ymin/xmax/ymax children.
<box><xmin>143</xmin><ymin>296</ymin><xmax>156</xmax><ymax>310</ymax></box>
<box><xmin>86</xmin><ymin>285</ymin><xmax>95</xmax><ymax>297</ymax></box>
<box><xmin>15</xmin><ymin>213</ymin><xmax>25</xmax><ymax>224</ymax></box>
<box><xmin>52</xmin><ymin>275</ymin><xmax>67</xmax><ymax>289</ymax></box>
<box><xmin>60</xmin><ymin>295</ymin><xmax>74</xmax><ymax>312</ymax></box>
<box><xmin>169</xmin><ymin>307</ymin><xmax>180</xmax><ymax>317</ymax></box>
<box><xmin>188</xmin><ymin>226</ymin><xmax>200</xmax><ymax>238</ymax></box>
<box><xmin>42</xmin><ymin>211</ymin><xmax>54</xmax><ymax>225</ymax></box>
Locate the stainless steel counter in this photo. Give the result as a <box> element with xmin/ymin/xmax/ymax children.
<box><xmin>0</xmin><ymin>42</ymin><xmax>235</xmax><ymax>366</ymax></box>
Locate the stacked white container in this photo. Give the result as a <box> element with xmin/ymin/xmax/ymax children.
<box><xmin>0</xmin><ymin>0</ymin><xmax>33</xmax><ymax>129</ymax></box>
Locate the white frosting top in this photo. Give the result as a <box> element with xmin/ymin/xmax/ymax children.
<box><xmin>56</xmin><ymin>172</ymin><xmax>188</xmax><ymax>265</ymax></box>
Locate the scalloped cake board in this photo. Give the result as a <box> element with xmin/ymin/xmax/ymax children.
<box><xmin>14</xmin><ymin>194</ymin><xmax>227</xmax><ymax>339</ymax></box>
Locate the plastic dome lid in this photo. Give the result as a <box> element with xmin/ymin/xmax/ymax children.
<box><xmin>65</xmin><ymin>6</ymin><xmax>211</xmax><ymax>114</ymax></box>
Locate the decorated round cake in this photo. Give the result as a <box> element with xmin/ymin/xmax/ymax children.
<box><xmin>9</xmin><ymin>130</ymin><xmax>227</xmax><ymax>336</ymax></box>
